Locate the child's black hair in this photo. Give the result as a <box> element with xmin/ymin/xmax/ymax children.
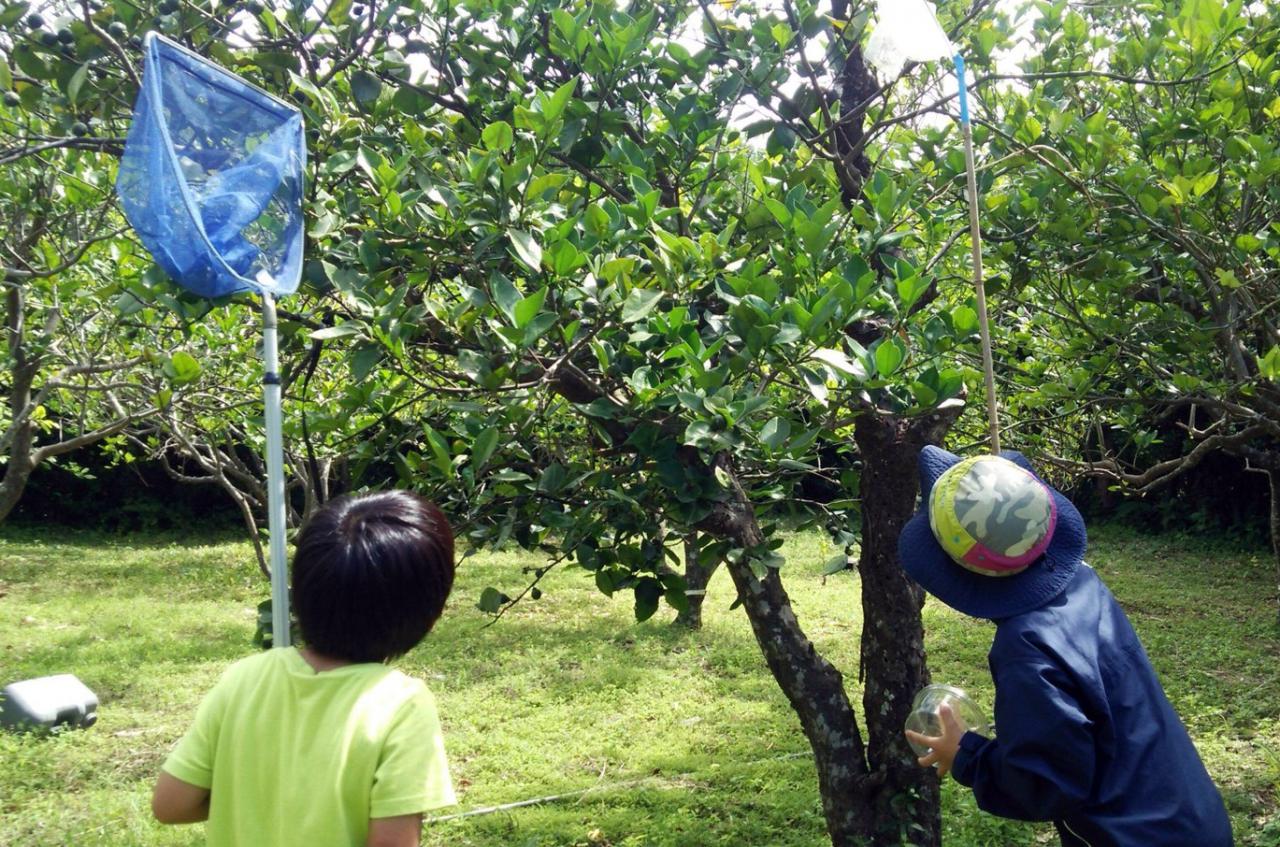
<box><xmin>291</xmin><ymin>491</ymin><xmax>455</xmax><ymax>664</ymax></box>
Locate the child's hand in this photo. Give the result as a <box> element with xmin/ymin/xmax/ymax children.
<box><xmin>904</xmin><ymin>703</ymin><xmax>965</xmax><ymax>777</ymax></box>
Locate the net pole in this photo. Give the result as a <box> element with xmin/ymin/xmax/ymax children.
<box><xmin>954</xmin><ymin>53</ymin><xmax>1000</xmax><ymax>454</ymax></box>
<box><xmin>262</xmin><ymin>292</ymin><xmax>291</xmax><ymax>647</ymax></box>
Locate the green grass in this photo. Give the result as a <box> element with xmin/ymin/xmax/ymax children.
<box><xmin>1</xmin><ymin>524</ymin><xmax>1277</xmax><ymax>846</ymax></box>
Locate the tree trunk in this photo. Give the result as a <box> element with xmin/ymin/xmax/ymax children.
<box><xmin>674</xmin><ymin>532</ymin><xmax>717</xmax><ymax>629</ymax></box>
<box><xmin>0</xmin><ymin>282</ymin><xmax>38</xmax><ymax>523</ymax></box>
<box><xmin>700</xmin><ymin>456</ymin><xmax>874</xmax><ymax>845</ymax></box>
<box><xmin>852</xmin><ymin>407</ymin><xmax>963</xmax><ymax>846</ymax></box>
<box><xmin>1239</xmin><ymin>447</ymin><xmax>1280</xmax><ymax>626</ymax></box>
<box><xmin>1268</xmin><ymin>469</ymin><xmax>1280</xmax><ymax>628</ymax></box>
<box><xmin>0</xmin><ymin>427</ymin><xmax>35</xmax><ymax>522</ymax></box>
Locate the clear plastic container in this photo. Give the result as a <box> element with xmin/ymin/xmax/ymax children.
<box><xmin>904</xmin><ymin>684</ymin><xmax>990</xmax><ymax>757</ymax></box>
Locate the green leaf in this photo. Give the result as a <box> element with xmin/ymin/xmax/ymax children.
<box><xmin>549</xmin><ymin>240</ymin><xmax>583</xmax><ymax>275</ymax></box>
<box><xmin>543</xmin><ymin>77</ymin><xmax>578</xmax><ymax>125</ymax></box>
<box><xmin>350</xmin><ymin>70</ymin><xmax>382</xmax><ymax>106</ymax></box>
<box><xmin>760</xmin><ymin>416</ymin><xmax>790</xmax><ymax>450</ymax></box>
<box><xmin>477</xmin><ymin>587</ymin><xmax>509</xmax><ymax>614</ymax></box>
<box><xmin>811</xmin><ymin>347</ymin><xmax>867</xmax><ymax>380</ymax></box>
<box><xmin>585</xmin><ymin>204</ymin><xmax>612</xmax><ymax>237</ymax></box>
<box><xmin>482</xmin><ymin>120</ymin><xmax>514</xmax><ymax>152</ymax></box>
<box><xmin>621</xmin><ymin>288</ymin><xmax>663</xmax><ymax>323</ymax></box>
<box><xmin>634</xmin><ymin>578</ymin><xmax>662</xmax><ymax>622</ymax></box>
<box><xmin>513</xmin><ymin>288</ymin><xmax>547</xmax><ymax>329</ymax></box>
<box><xmin>351</xmin><ymin>344</ymin><xmax>382</xmax><ymax>381</ymax></box>
<box><xmin>766</xmin><ymin>125</ymin><xmax>797</xmax><ymax>156</ymax></box>
<box><xmin>491</xmin><ymin>274</ymin><xmax>524</xmax><ymax>324</ymax></box>
<box><xmin>65</xmin><ymin>63</ymin><xmax>88</xmax><ymax>106</ymax></box>
<box><xmin>310</xmin><ymin>323</ymin><xmax>363</xmax><ymax>341</ymax></box>
<box><xmin>1191</xmin><ymin>171</ymin><xmax>1219</xmax><ymax>197</ymax></box>
<box><xmin>537</xmin><ymin>463</ymin><xmax>567</xmax><ymax>493</ymax></box>
<box><xmin>1160</xmin><ymin>179</ymin><xmax>1187</xmax><ymax>206</ymax></box>
<box><xmin>513</xmin><ymin>105</ymin><xmax>544</xmax><ymax>133</ymax></box>
<box><xmin>1014</xmin><ymin>115</ymin><xmax>1043</xmax><ymax>145</ymax></box>
<box><xmin>799</xmin><ymin>366</ymin><xmax>829</xmax><ymax>404</ymax></box>
<box><xmin>952</xmin><ymin>306</ymin><xmax>978</xmax><ymax>335</ymax></box>
<box><xmin>472</xmin><ymin>427</ymin><xmax>500</xmax><ymax>469</ymax></box>
<box><xmin>822</xmin><ymin>553</ymin><xmax>851</xmax><ymax>575</ymax></box>
<box><xmin>1063</xmin><ymin>10</ymin><xmax>1087</xmax><ymax>41</ymax></box>
<box><xmin>874</xmin><ymin>338</ymin><xmax>906</xmax><ymax>377</ymax></box>
<box><xmin>1235</xmin><ymin>234</ymin><xmax>1263</xmax><ymax>252</ymax></box>
<box><xmin>0</xmin><ymin>3</ymin><xmax>26</xmax><ymax>28</ymax></box>
<box><xmin>164</xmin><ymin>351</ymin><xmax>201</xmax><ymax>386</ymax></box>
<box><xmin>357</xmin><ymin>147</ymin><xmax>385</xmax><ymax>184</ymax></box>
<box><xmin>1259</xmin><ymin>346</ymin><xmax>1280</xmax><ymax>381</ymax></box>
<box><xmin>424</xmin><ymin>426</ymin><xmax>453</xmax><ymax>478</ymax></box>
<box><xmin>764</xmin><ymin>198</ymin><xmax>791</xmax><ymax>225</ymax></box>
<box><xmin>895</xmin><ymin>274</ymin><xmax>928</xmax><ymax>311</ymax></box>
<box><xmin>509</xmin><ymin>230</ymin><xmax>543</xmax><ymax>272</ymax></box>
<box><xmin>909</xmin><ymin>380</ymin><xmax>938</xmax><ymax>407</ymax></box>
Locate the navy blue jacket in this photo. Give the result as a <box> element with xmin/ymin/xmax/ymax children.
<box><xmin>951</xmin><ymin>565</ymin><xmax>1232</xmax><ymax>846</ymax></box>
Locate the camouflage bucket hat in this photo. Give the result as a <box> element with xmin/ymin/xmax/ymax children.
<box><xmin>928</xmin><ymin>455</ymin><xmax>1057</xmax><ymax>576</ymax></box>
<box><xmin>898</xmin><ymin>446</ymin><xmax>1087</xmax><ymax>619</ymax></box>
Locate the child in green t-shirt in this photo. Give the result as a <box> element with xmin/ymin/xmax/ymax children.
<box><xmin>152</xmin><ymin>491</ymin><xmax>458</xmax><ymax>847</ymax></box>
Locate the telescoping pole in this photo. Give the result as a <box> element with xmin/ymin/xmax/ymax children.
<box><xmin>262</xmin><ymin>293</ymin><xmax>291</xmax><ymax>648</ymax></box>
<box><xmin>954</xmin><ymin>53</ymin><xmax>1001</xmax><ymax>455</ymax></box>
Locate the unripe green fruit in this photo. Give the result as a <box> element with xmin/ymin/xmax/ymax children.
<box><xmin>245</xmin><ymin>0</ymin><xmax>264</xmax><ymax>13</ymax></box>
<box><xmin>129</xmin><ymin>35</ymin><xmax>143</xmax><ymax>48</ymax></box>
<box><xmin>70</xmin><ymin>121</ymin><xmax>89</xmax><ymax>136</ymax></box>
<box><xmin>158</xmin><ymin>0</ymin><xmax>179</xmax><ymax>13</ymax></box>
<box><xmin>108</xmin><ymin>21</ymin><xmax>128</xmax><ymax>37</ymax></box>
<box><xmin>40</xmin><ymin>31</ymin><xmax>59</xmax><ymax>46</ymax></box>
<box><xmin>3</xmin><ymin>92</ymin><xmax>21</xmax><ymax>108</ymax></box>
<box><xmin>57</xmin><ymin>28</ymin><xmax>75</xmax><ymax>44</ymax></box>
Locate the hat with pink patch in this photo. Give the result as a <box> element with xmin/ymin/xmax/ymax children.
<box><xmin>898</xmin><ymin>446</ymin><xmax>1087</xmax><ymax>619</ymax></box>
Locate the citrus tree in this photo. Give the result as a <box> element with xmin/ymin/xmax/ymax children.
<box><xmin>964</xmin><ymin>0</ymin><xmax>1280</xmax><ymax>611</ymax></box>
<box><xmin>0</xmin><ymin>128</ymin><xmax>162</xmax><ymax>520</ymax></box>
<box><xmin>1</xmin><ymin>0</ymin><xmax>1015</xmax><ymax>842</ymax></box>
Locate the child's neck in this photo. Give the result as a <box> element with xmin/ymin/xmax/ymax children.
<box><xmin>298</xmin><ymin>646</ymin><xmax>353</xmax><ymax>672</ymax></box>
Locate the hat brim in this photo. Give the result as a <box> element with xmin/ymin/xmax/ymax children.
<box><xmin>899</xmin><ymin>448</ymin><xmax>1087</xmax><ymax>620</ymax></box>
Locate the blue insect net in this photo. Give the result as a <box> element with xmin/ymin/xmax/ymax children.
<box><xmin>117</xmin><ymin>33</ymin><xmax>305</xmax><ymax>298</ymax></box>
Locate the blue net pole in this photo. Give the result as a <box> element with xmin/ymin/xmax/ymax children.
<box><xmin>262</xmin><ymin>293</ymin><xmax>290</xmax><ymax>648</ymax></box>
<box><xmin>954</xmin><ymin>53</ymin><xmax>1000</xmax><ymax>454</ymax></box>
<box><xmin>116</xmin><ymin>33</ymin><xmax>306</xmax><ymax>644</ymax></box>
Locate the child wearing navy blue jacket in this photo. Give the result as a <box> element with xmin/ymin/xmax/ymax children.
<box><xmin>898</xmin><ymin>446</ymin><xmax>1232</xmax><ymax>847</ymax></box>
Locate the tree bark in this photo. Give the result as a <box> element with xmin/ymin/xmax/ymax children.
<box><xmin>1268</xmin><ymin>468</ymin><xmax>1280</xmax><ymax>628</ymax></box>
<box><xmin>0</xmin><ymin>281</ymin><xmax>39</xmax><ymax>523</ymax></box>
<box><xmin>0</xmin><ymin>418</ymin><xmax>36</xmax><ymax>522</ymax></box>
<box><xmin>674</xmin><ymin>532</ymin><xmax>718</xmax><ymax>629</ymax></box>
<box><xmin>852</xmin><ymin>406</ymin><xmax>963</xmax><ymax>846</ymax></box>
<box><xmin>700</xmin><ymin>453</ymin><xmax>874</xmax><ymax>845</ymax></box>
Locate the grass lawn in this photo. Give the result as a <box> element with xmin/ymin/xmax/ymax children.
<box><xmin>1</xmin><ymin>524</ymin><xmax>1277</xmax><ymax>846</ymax></box>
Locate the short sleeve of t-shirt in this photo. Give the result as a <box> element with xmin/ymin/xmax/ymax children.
<box><xmin>162</xmin><ymin>663</ymin><xmax>239</xmax><ymax>790</ymax></box>
<box><xmin>369</xmin><ymin>685</ymin><xmax>457</xmax><ymax>818</ymax></box>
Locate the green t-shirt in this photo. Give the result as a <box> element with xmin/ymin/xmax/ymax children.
<box><xmin>163</xmin><ymin>647</ymin><xmax>455</xmax><ymax>846</ymax></box>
